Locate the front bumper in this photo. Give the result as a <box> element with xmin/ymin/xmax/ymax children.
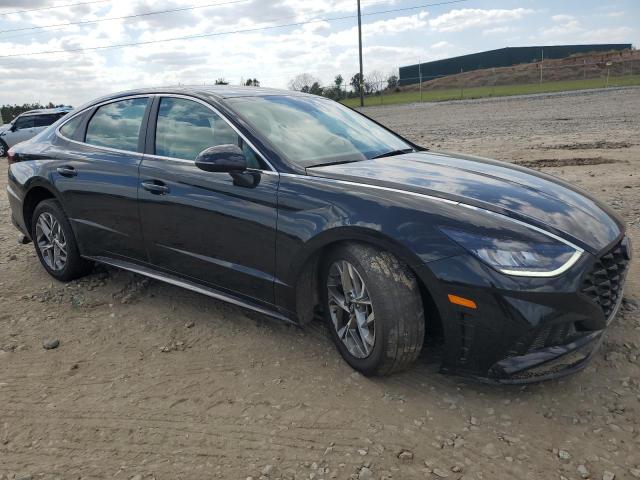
<box><xmin>422</xmin><ymin>235</ymin><xmax>630</xmax><ymax>384</ymax></box>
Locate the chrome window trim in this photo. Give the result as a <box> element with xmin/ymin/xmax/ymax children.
<box><xmin>56</xmin><ymin>94</ymin><xmax>150</xmax><ymax>157</ymax></box>
<box><xmin>55</xmin><ymin>93</ymin><xmax>275</xmax><ymax>171</ymax></box>
<box><xmin>279</xmin><ymin>173</ymin><xmax>584</xmax><ymax>277</ymax></box>
<box><xmin>147</xmin><ymin>93</ymin><xmax>275</xmax><ymax>172</ymax></box>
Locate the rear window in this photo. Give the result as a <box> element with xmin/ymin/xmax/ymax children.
<box><xmin>85</xmin><ymin>98</ymin><xmax>148</xmax><ymax>151</ymax></box>
<box><xmin>59</xmin><ymin>113</ymin><xmax>85</xmax><ymax>140</ymax></box>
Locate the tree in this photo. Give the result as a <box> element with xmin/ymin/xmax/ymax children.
<box><xmin>309</xmin><ymin>82</ymin><xmax>323</xmax><ymax>96</ymax></box>
<box><xmin>245</xmin><ymin>78</ymin><xmax>260</xmax><ymax>87</ymax></box>
<box><xmin>215</xmin><ymin>78</ymin><xmax>229</xmax><ymax>85</ymax></box>
<box><xmin>350</xmin><ymin>73</ymin><xmax>362</xmax><ymax>95</ymax></box>
<box><xmin>330</xmin><ymin>74</ymin><xmax>344</xmax><ymax>100</ymax></box>
<box><xmin>288</xmin><ymin>73</ymin><xmax>319</xmax><ymax>91</ymax></box>
<box><xmin>365</xmin><ymin>70</ymin><xmax>386</xmax><ymax>93</ymax></box>
<box><xmin>387</xmin><ymin>74</ymin><xmax>399</xmax><ymax>90</ymax></box>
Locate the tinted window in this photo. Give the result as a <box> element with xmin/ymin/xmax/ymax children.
<box><xmin>86</xmin><ymin>98</ymin><xmax>148</xmax><ymax>151</ymax></box>
<box><xmin>33</xmin><ymin>114</ymin><xmax>59</xmax><ymax>127</ymax></box>
<box><xmin>60</xmin><ymin>113</ymin><xmax>85</xmax><ymax>139</ymax></box>
<box><xmin>155</xmin><ymin>97</ymin><xmax>261</xmax><ymax>168</ymax></box>
<box><xmin>14</xmin><ymin>116</ymin><xmax>35</xmax><ymax>130</ymax></box>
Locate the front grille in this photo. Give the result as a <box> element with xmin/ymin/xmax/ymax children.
<box><xmin>581</xmin><ymin>238</ymin><xmax>630</xmax><ymax>319</ymax></box>
<box><xmin>508</xmin><ymin>322</ymin><xmax>579</xmax><ymax>356</ymax></box>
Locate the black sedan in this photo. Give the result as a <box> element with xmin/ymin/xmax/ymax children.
<box><xmin>6</xmin><ymin>86</ymin><xmax>632</xmax><ymax>382</ymax></box>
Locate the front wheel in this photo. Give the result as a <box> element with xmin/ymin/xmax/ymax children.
<box><xmin>321</xmin><ymin>243</ymin><xmax>425</xmax><ymax>376</ymax></box>
<box><xmin>31</xmin><ymin>199</ymin><xmax>93</xmax><ymax>281</ymax></box>
<box><xmin>0</xmin><ymin>140</ymin><xmax>8</xmax><ymax>157</ymax></box>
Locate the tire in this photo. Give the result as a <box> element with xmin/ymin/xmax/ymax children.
<box><xmin>321</xmin><ymin>242</ymin><xmax>425</xmax><ymax>376</ymax></box>
<box><xmin>31</xmin><ymin>199</ymin><xmax>93</xmax><ymax>281</ymax></box>
<box><xmin>0</xmin><ymin>139</ymin><xmax>7</xmax><ymax>158</ymax></box>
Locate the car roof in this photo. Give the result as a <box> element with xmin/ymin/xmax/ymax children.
<box><xmin>91</xmin><ymin>85</ymin><xmax>309</xmax><ymax>105</ymax></box>
<box><xmin>21</xmin><ymin>107</ymin><xmax>73</xmax><ymax>116</ymax></box>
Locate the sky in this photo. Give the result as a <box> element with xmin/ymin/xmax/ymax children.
<box><xmin>0</xmin><ymin>0</ymin><xmax>637</xmax><ymax>106</ymax></box>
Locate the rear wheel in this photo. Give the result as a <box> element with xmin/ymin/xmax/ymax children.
<box><xmin>31</xmin><ymin>199</ymin><xmax>93</xmax><ymax>281</ymax></box>
<box><xmin>321</xmin><ymin>243</ymin><xmax>425</xmax><ymax>376</ymax></box>
<box><xmin>0</xmin><ymin>140</ymin><xmax>7</xmax><ymax>157</ymax></box>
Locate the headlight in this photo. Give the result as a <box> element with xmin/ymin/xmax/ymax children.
<box><xmin>440</xmin><ymin>227</ymin><xmax>583</xmax><ymax>277</ymax></box>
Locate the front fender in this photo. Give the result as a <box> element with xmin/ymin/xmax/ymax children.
<box><xmin>273</xmin><ymin>173</ymin><xmax>467</xmax><ymax>316</ymax></box>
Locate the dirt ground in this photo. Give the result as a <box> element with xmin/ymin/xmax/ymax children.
<box><xmin>1</xmin><ymin>87</ymin><xmax>639</xmax><ymax>480</ymax></box>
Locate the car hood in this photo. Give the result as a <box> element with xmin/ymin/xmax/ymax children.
<box><xmin>0</xmin><ymin>123</ymin><xmax>11</xmax><ymax>133</ymax></box>
<box><xmin>306</xmin><ymin>151</ymin><xmax>623</xmax><ymax>253</ymax></box>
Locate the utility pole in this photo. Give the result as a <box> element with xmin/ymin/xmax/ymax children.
<box><xmin>539</xmin><ymin>48</ymin><xmax>544</xmax><ymax>84</ymax></box>
<box><xmin>418</xmin><ymin>58</ymin><xmax>423</xmax><ymax>102</ymax></box>
<box><xmin>357</xmin><ymin>0</ymin><xmax>364</xmax><ymax>107</ymax></box>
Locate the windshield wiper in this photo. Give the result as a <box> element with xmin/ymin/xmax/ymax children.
<box><xmin>371</xmin><ymin>148</ymin><xmax>414</xmax><ymax>159</ymax></box>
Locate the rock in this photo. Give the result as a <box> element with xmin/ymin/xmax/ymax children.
<box><xmin>558</xmin><ymin>450</ymin><xmax>571</xmax><ymax>460</ymax></box>
<box><xmin>469</xmin><ymin>416</ymin><xmax>479</xmax><ymax>426</ymax></box>
<box><xmin>358</xmin><ymin>449</ymin><xmax>368</xmax><ymax>455</ymax></box>
<box><xmin>629</xmin><ymin>468</ymin><xmax>640</xmax><ymax>478</ymax></box>
<box><xmin>605</xmin><ymin>351</ymin><xmax>622</xmax><ymax>363</ymax></box>
<box><xmin>43</xmin><ymin>338</ymin><xmax>60</xmax><ymax>350</ymax></box>
<box><xmin>261</xmin><ymin>464</ymin><xmax>273</xmax><ymax>476</ymax></box>
<box><xmin>397</xmin><ymin>449</ymin><xmax>414</xmax><ymax>462</ymax></box>
<box><xmin>602</xmin><ymin>472</ymin><xmax>615</xmax><ymax>480</ymax></box>
<box><xmin>433</xmin><ymin>468</ymin><xmax>449</xmax><ymax>477</ymax></box>
<box><xmin>130</xmin><ymin>475</ymin><xmax>143</xmax><ymax>480</ymax></box>
<box><xmin>15</xmin><ymin>475</ymin><xmax>32</xmax><ymax>480</ymax></box>
<box><xmin>577</xmin><ymin>464</ymin><xmax>589</xmax><ymax>478</ymax></box>
<box><xmin>358</xmin><ymin>467</ymin><xmax>373</xmax><ymax>480</ymax></box>
<box><xmin>482</xmin><ymin>443</ymin><xmax>499</xmax><ymax>458</ymax></box>
<box><xmin>451</xmin><ymin>466</ymin><xmax>462</xmax><ymax>473</ymax></box>
<box><xmin>185</xmin><ymin>321</ymin><xmax>195</xmax><ymax>328</ymax></box>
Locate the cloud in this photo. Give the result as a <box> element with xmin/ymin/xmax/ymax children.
<box><xmin>0</xmin><ymin>1</ymin><xmax>636</xmax><ymax>106</ymax></box>
<box><xmin>428</xmin><ymin>8</ymin><xmax>534</xmax><ymax>33</ymax></box>
<box><xmin>482</xmin><ymin>26</ymin><xmax>517</xmax><ymax>35</ymax></box>
<box><xmin>541</xmin><ymin>17</ymin><xmax>583</xmax><ymax>36</ymax></box>
<box><xmin>551</xmin><ymin>14</ymin><xmax>575</xmax><ymax>23</ymax></box>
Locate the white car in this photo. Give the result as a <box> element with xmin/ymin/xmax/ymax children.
<box><xmin>0</xmin><ymin>107</ymin><xmax>72</xmax><ymax>156</ymax></box>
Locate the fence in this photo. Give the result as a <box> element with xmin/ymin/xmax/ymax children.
<box><xmin>318</xmin><ymin>57</ymin><xmax>640</xmax><ymax>107</ymax></box>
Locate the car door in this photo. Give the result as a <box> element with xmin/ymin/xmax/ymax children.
<box><xmin>5</xmin><ymin>115</ymin><xmax>36</xmax><ymax>147</ymax></box>
<box><xmin>50</xmin><ymin>96</ymin><xmax>151</xmax><ymax>261</ymax></box>
<box><xmin>138</xmin><ymin>95</ymin><xmax>279</xmax><ymax>305</ymax></box>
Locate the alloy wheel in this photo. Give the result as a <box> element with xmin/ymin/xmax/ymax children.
<box><xmin>35</xmin><ymin>212</ymin><xmax>68</xmax><ymax>271</ymax></box>
<box><xmin>327</xmin><ymin>260</ymin><xmax>375</xmax><ymax>358</ymax></box>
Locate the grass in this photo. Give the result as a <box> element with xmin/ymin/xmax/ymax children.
<box><xmin>340</xmin><ymin>74</ymin><xmax>640</xmax><ymax>108</ymax></box>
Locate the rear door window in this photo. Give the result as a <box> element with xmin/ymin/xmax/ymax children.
<box><xmin>85</xmin><ymin>98</ymin><xmax>148</xmax><ymax>151</ymax></box>
<box><xmin>33</xmin><ymin>114</ymin><xmax>58</xmax><ymax>127</ymax></box>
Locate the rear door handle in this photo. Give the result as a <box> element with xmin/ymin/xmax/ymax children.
<box><xmin>56</xmin><ymin>166</ymin><xmax>77</xmax><ymax>177</ymax></box>
<box><xmin>141</xmin><ymin>180</ymin><xmax>170</xmax><ymax>195</ymax></box>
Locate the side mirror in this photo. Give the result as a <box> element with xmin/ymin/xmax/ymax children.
<box><xmin>195</xmin><ymin>144</ymin><xmax>247</xmax><ymax>173</ymax></box>
<box><xmin>10</xmin><ymin>123</ymin><xmax>17</xmax><ymax>132</ymax></box>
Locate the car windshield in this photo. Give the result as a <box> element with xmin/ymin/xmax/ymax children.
<box><xmin>226</xmin><ymin>95</ymin><xmax>413</xmax><ymax>167</ymax></box>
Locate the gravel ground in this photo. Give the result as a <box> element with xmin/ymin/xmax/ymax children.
<box><xmin>1</xmin><ymin>87</ymin><xmax>639</xmax><ymax>480</ymax></box>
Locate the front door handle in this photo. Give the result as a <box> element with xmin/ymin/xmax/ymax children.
<box><xmin>141</xmin><ymin>180</ymin><xmax>170</xmax><ymax>195</ymax></box>
<box><xmin>56</xmin><ymin>166</ymin><xmax>77</xmax><ymax>177</ymax></box>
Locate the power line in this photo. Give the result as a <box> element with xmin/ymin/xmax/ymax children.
<box><xmin>0</xmin><ymin>0</ymin><xmax>407</xmax><ymax>40</ymax></box>
<box><xmin>0</xmin><ymin>0</ymin><xmax>109</xmax><ymax>17</ymax></box>
<box><xmin>0</xmin><ymin>0</ymin><xmax>469</xmax><ymax>59</ymax></box>
<box><xmin>0</xmin><ymin>0</ymin><xmax>250</xmax><ymax>35</ymax></box>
